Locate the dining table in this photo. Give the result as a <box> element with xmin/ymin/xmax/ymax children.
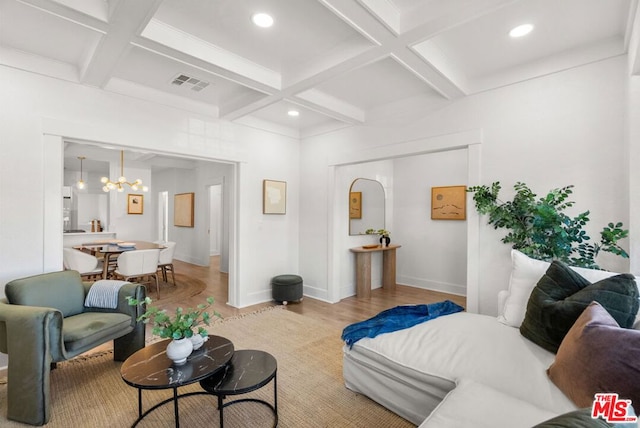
<box><xmin>73</xmin><ymin>240</ymin><xmax>165</xmax><ymax>279</ymax></box>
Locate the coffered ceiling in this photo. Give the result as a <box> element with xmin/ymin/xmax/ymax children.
<box><xmin>1</xmin><ymin>0</ymin><xmax>637</xmax><ymax>138</ymax></box>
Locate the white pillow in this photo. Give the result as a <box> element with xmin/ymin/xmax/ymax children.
<box><xmin>497</xmin><ymin>250</ymin><xmax>639</xmax><ymax>328</ymax></box>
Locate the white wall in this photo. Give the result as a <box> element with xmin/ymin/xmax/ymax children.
<box><xmin>628</xmin><ymin>5</ymin><xmax>640</xmax><ymax>275</ymax></box>
<box><xmin>300</xmin><ymin>56</ymin><xmax>630</xmax><ymax>316</ymax></box>
<box><xmin>210</xmin><ymin>185</ymin><xmax>222</xmax><ymax>256</ymax></box>
<box><xmin>393</xmin><ymin>149</ymin><xmax>468</xmax><ymax>296</ymax></box>
<box><xmin>0</xmin><ymin>65</ymin><xmax>299</xmax><ymax>312</ymax></box>
<box><xmin>106</xmin><ymin>165</ymin><xmax>154</xmax><ymax>241</ymax></box>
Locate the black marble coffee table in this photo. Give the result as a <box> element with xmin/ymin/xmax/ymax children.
<box><xmin>200</xmin><ymin>349</ymin><xmax>278</xmax><ymax>428</ymax></box>
<box><xmin>121</xmin><ymin>336</ymin><xmax>234</xmax><ymax>428</ymax></box>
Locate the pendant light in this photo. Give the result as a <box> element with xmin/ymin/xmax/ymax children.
<box><xmin>100</xmin><ymin>150</ymin><xmax>148</xmax><ymax>193</ymax></box>
<box><xmin>76</xmin><ymin>156</ymin><xmax>86</xmax><ymax>189</ymax></box>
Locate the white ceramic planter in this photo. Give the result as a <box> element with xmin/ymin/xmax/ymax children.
<box><xmin>190</xmin><ymin>334</ymin><xmax>208</xmax><ymax>351</ymax></box>
<box><xmin>166</xmin><ymin>338</ymin><xmax>193</xmax><ymax>365</ymax></box>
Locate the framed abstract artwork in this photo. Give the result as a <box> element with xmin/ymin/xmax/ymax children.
<box><xmin>263</xmin><ymin>180</ymin><xmax>286</xmax><ymax>214</ymax></box>
<box><xmin>431</xmin><ymin>185</ymin><xmax>466</xmax><ymax>220</ymax></box>
<box><xmin>174</xmin><ymin>192</ymin><xmax>195</xmax><ymax>227</ymax></box>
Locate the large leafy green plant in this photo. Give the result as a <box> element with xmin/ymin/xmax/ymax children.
<box><xmin>467</xmin><ymin>182</ymin><xmax>628</xmax><ymax>269</ymax></box>
<box><xmin>127</xmin><ymin>296</ymin><xmax>222</xmax><ymax>340</ymax></box>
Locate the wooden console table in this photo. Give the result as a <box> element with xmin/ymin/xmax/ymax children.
<box><xmin>349</xmin><ymin>244</ymin><xmax>401</xmax><ymax>298</ymax></box>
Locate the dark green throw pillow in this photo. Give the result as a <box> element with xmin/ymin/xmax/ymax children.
<box><xmin>533</xmin><ymin>408</ymin><xmax>613</xmax><ymax>427</ymax></box>
<box><xmin>520</xmin><ymin>261</ymin><xmax>639</xmax><ymax>353</ymax></box>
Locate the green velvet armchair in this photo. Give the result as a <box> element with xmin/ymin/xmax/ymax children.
<box><xmin>0</xmin><ymin>270</ymin><xmax>146</xmax><ymax>425</ymax></box>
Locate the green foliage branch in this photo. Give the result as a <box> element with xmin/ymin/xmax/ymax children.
<box><xmin>467</xmin><ymin>182</ymin><xmax>628</xmax><ymax>269</ymax></box>
<box><xmin>365</xmin><ymin>228</ymin><xmax>390</xmax><ymax>237</ymax></box>
<box><xmin>127</xmin><ymin>296</ymin><xmax>222</xmax><ymax>340</ymax></box>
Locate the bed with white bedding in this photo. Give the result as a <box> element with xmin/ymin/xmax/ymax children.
<box><xmin>343</xmin><ymin>250</ymin><xmax>640</xmax><ymax>427</ymax></box>
<box><xmin>343</xmin><ymin>311</ymin><xmax>577</xmax><ymax>425</ymax></box>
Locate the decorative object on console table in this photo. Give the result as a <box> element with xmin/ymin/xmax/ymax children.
<box><xmin>174</xmin><ymin>192</ymin><xmax>195</xmax><ymax>227</ymax></box>
<box><xmin>127</xmin><ymin>296</ymin><xmax>221</xmax><ymax>365</ymax></box>
<box><xmin>365</xmin><ymin>228</ymin><xmax>391</xmax><ymax>247</ymax></box>
<box><xmin>431</xmin><ymin>185</ymin><xmax>466</xmax><ymax>220</ymax></box>
<box><xmin>127</xmin><ymin>194</ymin><xmax>143</xmax><ymax>215</ymax></box>
<box><xmin>263</xmin><ymin>179</ymin><xmax>287</xmax><ymax>214</ymax></box>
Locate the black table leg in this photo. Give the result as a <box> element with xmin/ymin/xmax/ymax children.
<box><xmin>218</xmin><ymin>394</ymin><xmax>225</xmax><ymax>428</ymax></box>
<box><xmin>173</xmin><ymin>388</ymin><xmax>180</xmax><ymax>428</ymax></box>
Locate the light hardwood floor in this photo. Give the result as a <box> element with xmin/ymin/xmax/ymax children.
<box><xmin>171</xmin><ymin>256</ymin><xmax>466</xmax><ymax>330</ymax></box>
<box><xmin>0</xmin><ymin>258</ymin><xmax>466</xmax><ymax>374</ymax></box>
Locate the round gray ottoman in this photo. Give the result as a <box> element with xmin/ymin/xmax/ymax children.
<box><xmin>271</xmin><ymin>274</ymin><xmax>303</xmax><ymax>305</ymax></box>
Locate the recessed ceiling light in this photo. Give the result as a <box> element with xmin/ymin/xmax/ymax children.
<box><xmin>509</xmin><ymin>24</ymin><xmax>534</xmax><ymax>38</ymax></box>
<box><xmin>287</xmin><ymin>110</ymin><xmax>300</xmax><ymax>117</ymax></box>
<box><xmin>252</xmin><ymin>13</ymin><xmax>274</xmax><ymax>28</ymax></box>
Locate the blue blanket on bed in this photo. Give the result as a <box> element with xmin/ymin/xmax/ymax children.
<box><xmin>341</xmin><ymin>300</ymin><xmax>464</xmax><ymax>348</ymax></box>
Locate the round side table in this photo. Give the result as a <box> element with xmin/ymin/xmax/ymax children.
<box><xmin>121</xmin><ymin>336</ymin><xmax>234</xmax><ymax>427</ymax></box>
<box><xmin>200</xmin><ymin>349</ymin><xmax>278</xmax><ymax>428</ymax></box>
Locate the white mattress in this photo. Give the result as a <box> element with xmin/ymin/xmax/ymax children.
<box><xmin>343</xmin><ymin>312</ymin><xmax>577</xmax><ymax>424</ymax></box>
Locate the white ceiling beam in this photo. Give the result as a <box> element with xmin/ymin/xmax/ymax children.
<box><xmin>80</xmin><ymin>0</ymin><xmax>163</xmax><ymax>88</ymax></box>
<box><xmin>628</xmin><ymin>0</ymin><xmax>640</xmax><ymax>75</ymax></box>
<box><xmin>141</xmin><ymin>20</ymin><xmax>281</xmax><ymax>90</ymax></box>
<box><xmin>318</xmin><ymin>0</ymin><xmax>464</xmax><ymax>99</ymax></box>
<box><xmin>293</xmin><ymin>90</ymin><xmax>365</xmax><ymax>123</ymax></box>
<box><xmin>219</xmin><ymin>96</ymin><xmax>281</xmax><ymax>121</ymax></box>
<box><xmin>0</xmin><ymin>45</ymin><xmax>79</xmax><ymax>82</ymax></box>
<box><xmin>221</xmin><ymin>47</ymin><xmax>384</xmax><ymax>123</ymax></box>
<box><xmin>16</xmin><ymin>0</ymin><xmax>109</xmax><ymax>32</ymax></box>
<box><xmin>131</xmin><ymin>37</ymin><xmax>277</xmax><ymax>96</ymax></box>
<box><xmin>391</xmin><ymin>50</ymin><xmax>465</xmax><ymax>98</ymax></box>
<box><xmin>398</xmin><ymin>0</ymin><xmax>521</xmax><ymax>45</ymax></box>
<box><xmin>356</xmin><ymin>0</ymin><xmax>401</xmax><ymax>35</ymax></box>
<box><xmin>318</xmin><ymin>0</ymin><xmax>391</xmax><ymax>45</ymax></box>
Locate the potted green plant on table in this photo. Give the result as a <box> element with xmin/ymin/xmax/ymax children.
<box><xmin>127</xmin><ymin>296</ymin><xmax>222</xmax><ymax>365</ymax></box>
<box><xmin>467</xmin><ymin>181</ymin><xmax>628</xmax><ymax>269</ymax></box>
<box><xmin>365</xmin><ymin>228</ymin><xmax>391</xmax><ymax>247</ymax></box>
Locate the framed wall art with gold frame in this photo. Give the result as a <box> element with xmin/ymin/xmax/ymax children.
<box><xmin>127</xmin><ymin>194</ymin><xmax>143</xmax><ymax>215</ymax></box>
<box><xmin>263</xmin><ymin>180</ymin><xmax>287</xmax><ymax>214</ymax></box>
<box><xmin>349</xmin><ymin>191</ymin><xmax>362</xmax><ymax>219</ymax></box>
<box><xmin>174</xmin><ymin>192</ymin><xmax>195</xmax><ymax>227</ymax></box>
<box><xmin>431</xmin><ymin>185</ymin><xmax>466</xmax><ymax>220</ymax></box>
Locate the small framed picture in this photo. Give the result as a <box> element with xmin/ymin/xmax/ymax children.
<box><xmin>127</xmin><ymin>194</ymin><xmax>144</xmax><ymax>215</ymax></box>
<box><xmin>431</xmin><ymin>185</ymin><xmax>466</xmax><ymax>220</ymax></box>
<box><xmin>349</xmin><ymin>191</ymin><xmax>362</xmax><ymax>219</ymax></box>
<box><xmin>174</xmin><ymin>192</ymin><xmax>195</xmax><ymax>227</ymax></box>
<box><xmin>263</xmin><ymin>180</ymin><xmax>286</xmax><ymax>214</ymax></box>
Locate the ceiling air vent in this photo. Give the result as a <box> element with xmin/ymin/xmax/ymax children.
<box><xmin>170</xmin><ymin>74</ymin><xmax>210</xmax><ymax>92</ymax></box>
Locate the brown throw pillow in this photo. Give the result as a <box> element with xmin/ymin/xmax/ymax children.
<box><xmin>547</xmin><ymin>302</ymin><xmax>640</xmax><ymax>412</ymax></box>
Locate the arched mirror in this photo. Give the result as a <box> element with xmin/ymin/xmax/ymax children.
<box><xmin>349</xmin><ymin>178</ymin><xmax>385</xmax><ymax>235</ymax></box>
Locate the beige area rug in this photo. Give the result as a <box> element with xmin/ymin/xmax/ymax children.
<box><xmin>143</xmin><ymin>272</ymin><xmax>205</xmax><ymax>304</ymax></box>
<box><xmin>0</xmin><ymin>307</ymin><xmax>413</xmax><ymax>428</ymax></box>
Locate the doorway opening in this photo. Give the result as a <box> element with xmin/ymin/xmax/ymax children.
<box><xmin>61</xmin><ymin>141</ymin><xmax>237</xmax><ymax>306</ymax></box>
<box><xmin>158</xmin><ymin>191</ymin><xmax>168</xmax><ymax>242</ymax></box>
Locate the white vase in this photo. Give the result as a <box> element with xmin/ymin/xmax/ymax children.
<box><xmin>190</xmin><ymin>333</ymin><xmax>208</xmax><ymax>351</ymax></box>
<box><xmin>166</xmin><ymin>338</ymin><xmax>193</xmax><ymax>365</ymax></box>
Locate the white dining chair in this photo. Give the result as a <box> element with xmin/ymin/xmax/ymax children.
<box><xmin>112</xmin><ymin>249</ymin><xmax>161</xmax><ymax>298</ymax></box>
<box><xmin>154</xmin><ymin>241</ymin><xmax>177</xmax><ymax>286</ymax></box>
<box><xmin>62</xmin><ymin>248</ymin><xmax>104</xmax><ymax>281</ymax></box>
